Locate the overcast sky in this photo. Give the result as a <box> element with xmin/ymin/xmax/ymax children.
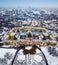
<box><xmin>0</xmin><ymin>0</ymin><xmax>58</xmax><ymax>8</ymax></box>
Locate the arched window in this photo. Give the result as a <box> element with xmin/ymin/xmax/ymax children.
<box><xmin>19</xmin><ymin>30</ymin><xmax>27</xmax><ymax>39</ymax></box>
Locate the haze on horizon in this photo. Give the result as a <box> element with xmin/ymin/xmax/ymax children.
<box><xmin>0</xmin><ymin>0</ymin><xmax>58</xmax><ymax>8</ymax></box>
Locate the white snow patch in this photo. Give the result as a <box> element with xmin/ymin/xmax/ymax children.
<box><xmin>0</xmin><ymin>48</ymin><xmax>16</xmax><ymax>58</ymax></box>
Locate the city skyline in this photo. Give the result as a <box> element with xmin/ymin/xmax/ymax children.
<box><xmin>0</xmin><ymin>0</ymin><xmax>58</xmax><ymax>8</ymax></box>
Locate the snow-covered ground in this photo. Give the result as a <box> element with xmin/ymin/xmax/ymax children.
<box><xmin>0</xmin><ymin>48</ymin><xmax>16</xmax><ymax>65</ymax></box>
<box><xmin>41</xmin><ymin>47</ymin><xmax>58</xmax><ymax>65</ymax></box>
<box><xmin>0</xmin><ymin>46</ymin><xmax>58</xmax><ymax>65</ymax></box>
<box><xmin>0</xmin><ymin>49</ymin><xmax>16</xmax><ymax>58</ymax></box>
